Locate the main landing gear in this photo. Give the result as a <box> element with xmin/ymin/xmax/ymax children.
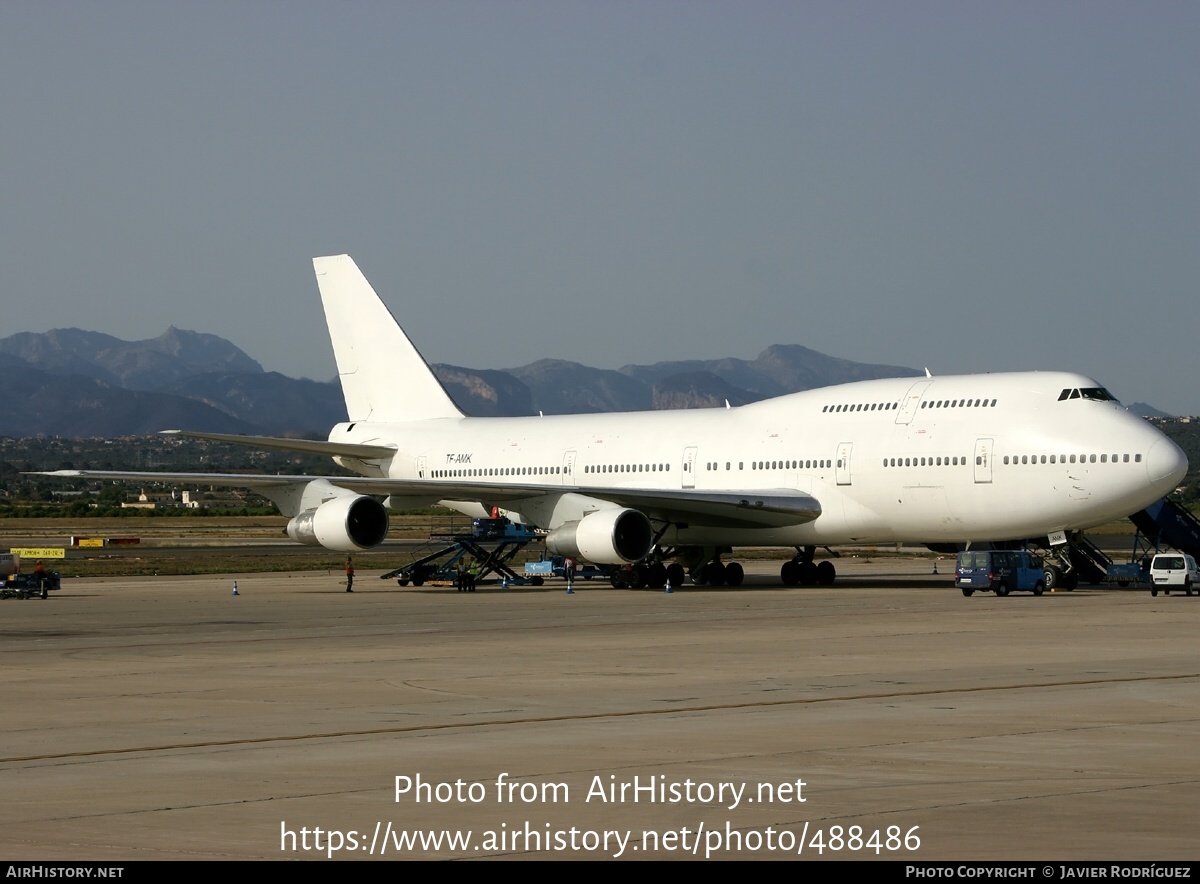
<box><xmin>616</xmin><ymin>544</ymin><xmax>748</xmax><ymax>588</ymax></box>
<box><xmin>609</xmin><ymin>532</ymin><xmax>684</xmax><ymax>589</ymax></box>
<box><xmin>609</xmin><ymin>561</ymin><xmax>670</xmax><ymax>589</ymax></box>
<box><xmin>608</xmin><ymin>555</ymin><xmax>747</xmax><ymax>588</ymax></box>
<box><xmin>690</xmin><ymin>559</ymin><xmax>745</xmax><ymax>587</ymax></box>
<box><xmin>780</xmin><ymin>546</ymin><xmax>837</xmax><ymax>586</ymax></box>
<box><xmin>612</xmin><ymin>543</ymin><xmax>841</xmax><ymax>589</ymax></box>
<box><xmin>676</xmin><ymin>545</ymin><xmax>745</xmax><ymax>587</ymax></box>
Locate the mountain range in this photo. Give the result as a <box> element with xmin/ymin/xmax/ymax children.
<box><xmin>0</xmin><ymin>326</ymin><xmax>1158</xmax><ymax>437</ymax></box>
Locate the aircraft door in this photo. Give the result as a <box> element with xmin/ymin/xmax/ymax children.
<box><xmin>682</xmin><ymin>446</ymin><xmax>697</xmax><ymax>489</ymax></box>
<box><xmin>895</xmin><ymin>380</ymin><xmax>932</xmax><ymax>425</ymax></box>
<box><xmin>973</xmin><ymin>438</ymin><xmax>993</xmax><ymax>484</ymax></box>
<box><xmin>835</xmin><ymin>442</ymin><xmax>853</xmax><ymax>486</ymax></box>
<box><xmin>561</xmin><ymin>450</ymin><xmax>576</xmax><ymax>485</ymax></box>
<box><xmin>417</xmin><ymin>456</ymin><xmax>427</xmax><ymax>479</ymax></box>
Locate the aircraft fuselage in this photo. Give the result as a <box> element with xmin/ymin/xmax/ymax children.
<box><xmin>332</xmin><ymin>370</ymin><xmax>1186</xmax><ymax>547</ymax></box>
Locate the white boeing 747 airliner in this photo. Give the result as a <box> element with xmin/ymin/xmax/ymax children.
<box><xmin>44</xmin><ymin>255</ymin><xmax>1188</xmax><ymax>588</ymax></box>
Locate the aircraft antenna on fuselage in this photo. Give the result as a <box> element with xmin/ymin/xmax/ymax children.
<box><xmin>313</xmin><ymin>255</ymin><xmax>463</xmax><ymax>423</ymax></box>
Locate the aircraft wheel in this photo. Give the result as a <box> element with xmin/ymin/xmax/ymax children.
<box><xmin>1044</xmin><ymin>566</ymin><xmax>1059</xmax><ymax>590</ymax></box>
<box><xmin>798</xmin><ymin>561</ymin><xmax>819</xmax><ymax>586</ymax></box>
<box><xmin>648</xmin><ymin>563</ymin><xmax>667</xmax><ymax>588</ymax></box>
<box><xmin>995</xmin><ymin>581</ymin><xmax>1010</xmax><ymax>597</ymax></box>
<box><xmin>725</xmin><ymin>562</ymin><xmax>744</xmax><ymax>586</ymax></box>
<box><xmin>961</xmin><ymin>587</ymin><xmax>974</xmax><ymax>597</ymax></box>
<box><xmin>1033</xmin><ymin>581</ymin><xmax>1045</xmax><ymax>596</ymax></box>
<box><xmin>1061</xmin><ymin>571</ymin><xmax>1078</xmax><ymax>591</ymax></box>
<box><xmin>610</xmin><ymin>570</ymin><xmax>626</xmax><ymax>588</ymax></box>
<box><xmin>666</xmin><ymin>563</ymin><xmax>686</xmax><ymax>587</ymax></box>
<box><xmin>816</xmin><ymin>560</ymin><xmax>836</xmax><ymax>585</ymax></box>
<box><xmin>630</xmin><ymin>565</ymin><xmax>648</xmax><ymax>589</ymax></box>
<box><xmin>705</xmin><ymin>562</ymin><xmax>727</xmax><ymax>586</ymax></box>
<box><xmin>781</xmin><ymin>560</ymin><xmax>800</xmax><ymax>586</ymax></box>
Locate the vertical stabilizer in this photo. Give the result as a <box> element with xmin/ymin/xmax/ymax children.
<box><xmin>313</xmin><ymin>255</ymin><xmax>463</xmax><ymax>422</ymax></box>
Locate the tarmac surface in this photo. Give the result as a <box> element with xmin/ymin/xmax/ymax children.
<box><xmin>2</xmin><ymin>558</ymin><xmax>1197</xmax><ymax>861</ymax></box>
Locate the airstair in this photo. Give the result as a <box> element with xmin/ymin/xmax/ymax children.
<box><xmin>1066</xmin><ymin>536</ymin><xmax>1113</xmax><ymax>586</ymax></box>
<box><xmin>1094</xmin><ymin>497</ymin><xmax>1200</xmax><ymax>587</ymax></box>
<box><xmin>1128</xmin><ymin>498</ymin><xmax>1200</xmax><ymax>561</ymax></box>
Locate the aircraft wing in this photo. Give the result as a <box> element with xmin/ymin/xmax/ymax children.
<box><xmin>39</xmin><ymin>471</ymin><xmax>820</xmax><ymax>530</ymax></box>
<box><xmin>572</xmin><ymin>487</ymin><xmax>821</xmax><ymax>529</ymax></box>
<box><xmin>37</xmin><ymin>469</ymin><xmax>556</xmax><ymax>500</ymax></box>
<box><xmin>158</xmin><ymin>430</ymin><xmax>397</xmax><ymax>459</ymax></box>
<box><xmin>37</xmin><ymin>470</ymin><xmax>406</xmax><ymax>492</ymax></box>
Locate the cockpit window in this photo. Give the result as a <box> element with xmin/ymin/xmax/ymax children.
<box><xmin>1058</xmin><ymin>387</ymin><xmax>1118</xmax><ymax>403</ymax></box>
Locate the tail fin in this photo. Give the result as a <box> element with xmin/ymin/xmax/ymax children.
<box><xmin>313</xmin><ymin>255</ymin><xmax>463</xmax><ymax>422</ymax></box>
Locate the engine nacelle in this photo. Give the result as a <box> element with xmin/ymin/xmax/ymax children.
<box><xmin>545</xmin><ymin>508</ymin><xmax>654</xmax><ymax>564</ymax></box>
<box><xmin>286</xmin><ymin>495</ymin><xmax>389</xmax><ymax>551</ymax></box>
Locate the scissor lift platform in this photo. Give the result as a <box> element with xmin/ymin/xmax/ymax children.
<box><xmin>381</xmin><ymin>518</ymin><xmax>541</xmax><ymax>587</ymax></box>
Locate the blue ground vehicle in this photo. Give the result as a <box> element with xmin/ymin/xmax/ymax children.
<box><xmin>523</xmin><ymin>554</ymin><xmax>605</xmax><ymax>582</ymax></box>
<box><xmin>0</xmin><ymin>571</ymin><xmax>60</xmax><ymax>599</ymax></box>
<box><xmin>955</xmin><ymin>550</ymin><xmax>1046</xmax><ymax>597</ymax></box>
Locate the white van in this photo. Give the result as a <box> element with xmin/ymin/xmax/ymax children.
<box><xmin>1148</xmin><ymin>553</ymin><xmax>1200</xmax><ymax>597</ymax></box>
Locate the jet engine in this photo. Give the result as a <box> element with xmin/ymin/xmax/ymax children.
<box><xmin>286</xmin><ymin>494</ymin><xmax>389</xmax><ymax>551</ymax></box>
<box><xmin>545</xmin><ymin>508</ymin><xmax>654</xmax><ymax>564</ymax></box>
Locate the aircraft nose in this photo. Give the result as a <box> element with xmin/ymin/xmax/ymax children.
<box><xmin>1145</xmin><ymin>436</ymin><xmax>1188</xmax><ymax>494</ymax></box>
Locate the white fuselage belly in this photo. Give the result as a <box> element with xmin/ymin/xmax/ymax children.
<box><xmin>338</xmin><ymin>371</ymin><xmax>1184</xmax><ymax>546</ymax></box>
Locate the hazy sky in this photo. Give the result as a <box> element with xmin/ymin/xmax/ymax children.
<box><xmin>4</xmin><ymin>2</ymin><xmax>1198</xmax><ymax>413</ymax></box>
